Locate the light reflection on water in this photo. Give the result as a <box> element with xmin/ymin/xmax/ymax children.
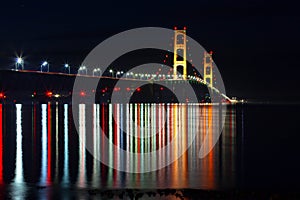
<box><xmin>14</xmin><ymin>104</ymin><xmax>23</xmax><ymax>183</ymax></box>
<box><xmin>78</xmin><ymin>104</ymin><xmax>86</xmax><ymax>188</ymax></box>
<box><xmin>0</xmin><ymin>104</ymin><xmax>2</xmax><ymax>185</ymax></box>
<box><xmin>40</xmin><ymin>104</ymin><xmax>47</xmax><ymax>185</ymax></box>
<box><xmin>0</xmin><ymin>103</ymin><xmax>237</xmax><ymax>195</ymax></box>
<box><xmin>11</xmin><ymin>104</ymin><xmax>26</xmax><ymax>200</ymax></box>
<box><xmin>62</xmin><ymin>104</ymin><xmax>69</xmax><ymax>184</ymax></box>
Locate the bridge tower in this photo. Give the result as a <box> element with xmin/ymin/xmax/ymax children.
<box><xmin>173</xmin><ymin>27</ymin><xmax>187</xmax><ymax>80</ymax></box>
<box><xmin>203</xmin><ymin>51</ymin><xmax>213</xmax><ymax>87</ymax></box>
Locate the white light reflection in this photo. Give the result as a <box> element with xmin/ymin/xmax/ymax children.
<box><xmin>119</xmin><ymin>104</ymin><xmax>124</xmax><ymax>179</ymax></box>
<box><xmin>126</xmin><ymin>104</ymin><xmax>130</xmax><ymax>172</ymax></box>
<box><xmin>14</xmin><ymin>104</ymin><xmax>23</xmax><ymax>184</ymax></box>
<box><xmin>140</xmin><ymin>104</ymin><xmax>144</xmax><ymax>154</ymax></box>
<box><xmin>55</xmin><ymin>103</ymin><xmax>59</xmax><ymax>182</ymax></box>
<box><xmin>151</xmin><ymin>103</ymin><xmax>156</xmax><ymax>170</ymax></box>
<box><xmin>108</xmin><ymin>104</ymin><xmax>113</xmax><ymax>165</ymax></box>
<box><xmin>126</xmin><ymin>104</ymin><xmax>130</xmax><ymax>152</ymax></box>
<box><xmin>134</xmin><ymin>104</ymin><xmax>137</xmax><ymax>154</ymax></box>
<box><xmin>115</xmin><ymin>104</ymin><xmax>120</xmax><ymax>172</ymax></box>
<box><xmin>40</xmin><ymin>104</ymin><xmax>47</xmax><ymax>185</ymax></box>
<box><xmin>92</xmin><ymin>104</ymin><xmax>100</xmax><ymax>188</ymax></box>
<box><xmin>147</xmin><ymin>104</ymin><xmax>150</xmax><ymax>153</ymax></box>
<box><xmin>62</xmin><ymin>104</ymin><xmax>69</xmax><ymax>184</ymax></box>
<box><xmin>11</xmin><ymin>104</ymin><xmax>27</xmax><ymax>200</ymax></box>
<box><xmin>108</xmin><ymin>104</ymin><xmax>113</xmax><ymax>187</ymax></box>
<box><xmin>77</xmin><ymin>104</ymin><xmax>86</xmax><ymax>188</ymax></box>
<box><xmin>129</xmin><ymin>103</ymin><xmax>133</xmax><ymax>173</ymax></box>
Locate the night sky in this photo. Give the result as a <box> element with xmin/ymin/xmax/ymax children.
<box><xmin>0</xmin><ymin>0</ymin><xmax>299</xmax><ymax>101</ymax></box>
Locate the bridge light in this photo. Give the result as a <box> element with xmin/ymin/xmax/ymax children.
<box><xmin>41</xmin><ymin>61</ymin><xmax>50</xmax><ymax>72</ymax></box>
<box><xmin>64</xmin><ymin>64</ymin><xmax>71</xmax><ymax>74</ymax></box>
<box><xmin>80</xmin><ymin>91</ymin><xmax>86</xmax><ymax>97</ymax></box>
<box><xmin>16</xmin><ymin>57</ymin><xmax>23</xmax><ymax>64</ymax></box>
<box><xmin>126</xmin><ymin>87</ymin><xmax>131</xmax><ymax>92</ymax></box>
<box><xmin>46</xmin><ymin>91</ymin><xmax>52</xmax><ymax>97</ymax></box>
<box><xmin>15</xmin><ymin>56</ymin><xmax>24</xmax><ymax>70</ymax></box>
<box><xmin>174</xmin><ymin>26</ymin><xmax>177</xmax><ymax>30</ymax></box>
<box><xmin>183</xmin><ymin>26</ymin><xmax>187</xmax><ymax>30</ymax></box>
<box><xmin>0</xmin><ymin>92</ymin><xmax>4</xmax><ymax>98</ymax></box>
<box><xmin>160</xmin><ymin>87</ymin><xmax>164</xmax><ymax>91</ymax></box>
<box><xmin>136</xmin><ymin>87</ymin><xmax>141</xmax><ymax>92</ymax></box>
<box><xmin>42</xmin><ymin>61</ymin><xmax>48</xmax><ymax>66</ymax></box>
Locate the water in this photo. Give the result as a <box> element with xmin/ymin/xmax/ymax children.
<box><xmin>0</xmin><ymin>103</ymin><xmax>299</xmax><ymax>198</ymax></box>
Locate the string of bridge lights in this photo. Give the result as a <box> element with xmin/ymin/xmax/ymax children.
<box><xmin>0</xmin><ymin>56</ymin><xmax>233</xmax><ymax>102</ymax></box>
<box><xmin>13</xmin><ymin>56</ymin><xmax>204</xmax><ymax>82</ymax></box>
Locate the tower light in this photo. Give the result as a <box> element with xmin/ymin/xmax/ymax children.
<box><xmin>41</xmin><ymin>61</ymin><xmax>49</xmax><ymax>72</ymax></box>
<box><xmin>64</xmin><ymin>64</ymin><xmax>70</xmax><ymax>74</ymax></box>
<box><xmin>15</xmin><ymin>57</ymin><xmax>24</xmax><ymax>70</ymax></box>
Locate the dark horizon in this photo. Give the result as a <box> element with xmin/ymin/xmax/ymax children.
<box><xmin>1</xmin><ymin>0</ymin><xmax>300</xmax><ymax>101</ymax></box>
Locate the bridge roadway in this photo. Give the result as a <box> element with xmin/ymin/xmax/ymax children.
<box><xmin>3</xmin><ymin>69</ymin><xmax>234</xmax><ymax>103</ymax></box>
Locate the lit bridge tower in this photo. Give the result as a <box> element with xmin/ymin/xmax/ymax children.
<box><xmin>173</xmin><ymin>27</ymin><xmax>187</xmax><ymax>80</ymax></box>
<box><xmin>203</xmin><ymin>51</ymin><xmax>213</xmax><ymax>87</ymax></box>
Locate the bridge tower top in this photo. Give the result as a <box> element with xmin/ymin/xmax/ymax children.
<box><xmin>204</xmin><ymin>51</ymin><xmax>214</xmax><ymax>87</ymax></box>
<box><xmin>173</xmin><ymin>27</ymin><xmax>187</xmax><ymax>80</ymax></box>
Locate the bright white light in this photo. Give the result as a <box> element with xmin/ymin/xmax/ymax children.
<box><xmin>109</xmin><ymin>69</ymin><xmax>113</xmax><ymax>73</ymax></box>
<box><xmin>79</xmin><ymin>66</ymin><xmax>86</xmax><ymax>70</ymax></box>
<box><xmin>42</xmin><ymin>61</ymin><xmax>48</xmax><ymax>66</ymax></box>
<box><xmin>64</xmin><ymin>64</ymin><xmax>69</xmax><ymax>68</ymax></box>
<box><xmin>16</xmin><ymin>57</ymin><xmax>23</xmax><ymax>64</ymax></box>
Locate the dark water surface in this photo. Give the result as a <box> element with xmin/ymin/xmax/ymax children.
<box><xmin>0</xmin><ymin>103</ymin><xmax>299</xmax><ymax>199</ymax></box>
